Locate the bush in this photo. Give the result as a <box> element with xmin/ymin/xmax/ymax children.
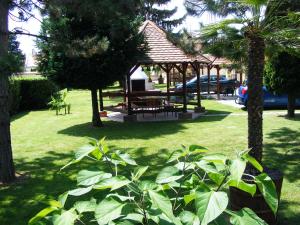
<box><xmin>9</xmin><ymin>76</ymin><xmax>58</xmax><ymax>114</ymax></box>
<box><xmin>8</xmin><ymin>78</ymin><xmax>21</xmax><ymax>115</ymax></box>
<box><xmin>30</xmin><ymin>138</ymin><xmax>278</xmax><ymax>225</ymax></box>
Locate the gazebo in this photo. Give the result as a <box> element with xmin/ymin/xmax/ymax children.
<box><xmin>123</xmin><ymin>20</ymin><xmax>211</xmax><ymax>121</ymax></box>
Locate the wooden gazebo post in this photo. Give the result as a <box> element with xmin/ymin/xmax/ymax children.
<box><xmin>124</xmin><ymin>65</ymin><xmax>139</xmax><ymax>121</ymax></box>
<box><xmin>190</xmin><ymin>62</ymin><xmax>205</xmax><ymax>112</ymax></box>
<box><xmin>207</xmin><ymin>65</ymin><xmax>211</xmax><ymax>95</ymax></box>
<box><xmin>216</xmin><ymin>65</ymin><xmax>221</xmax><ymax>100</ymax></box>
<box><xmin>159</xmin><ymin>64</ymin><xmax>173</xmax><ymax>102</ymax></box>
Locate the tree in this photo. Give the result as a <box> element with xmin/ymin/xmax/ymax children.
<box><xmin>265</xmin><ymin>52</ymin><xmax>300</xmax><ymax>118</ymax></box>
<box><xmin>185</xmin><ymin>0</ymin><xmax>299</xmax><ymax>162</ymax></box>
<box><xmin>37</xmin><ymin>0</ymin><xmax>144</xmax><ymax>127</ymax></box>
<box><xmin>0</xmin><ymin>0</ymin><xmax>46</xmax><ymax>183</ymax></box>
<box><xmin>8</xmin><ymin>33</ymin><xmax>26</xmax><ymax>73</ymax></box>
<box><xmin>139</xmin><ymin>0</ymin><xmax>186</xmax><ymax>30</ymax></box>
<box><xmin>0</xmin><ymin>0</ymin><xmax>15</xmax><ymax>183</ymax></box>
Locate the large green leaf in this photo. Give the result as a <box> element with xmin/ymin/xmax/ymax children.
<box><xmin>60</xmin><ymin>145</ymin><xmax>96</xmax><ymax>170</ymax></box>
<box><xmin>122</xmin><ymin>213</ymin><xmax>144</xmax><ymax>223</ymax></box>
<box><xmin>255</xmin><ymin>173</ymin><xmax>278</xmax><ymax>214</ymax></box>
<box><xmin>77</xmin><ymin>170</ymin><xmax>112</xmax><ymax>186</ymax></box>
<box><xmin>228</xmin><ymin>180</ymin><xmax>257</xmax><ymax>197</ymax></box>
<box><xmin>132</xmin><ymin>166</ymin><xmax>148</xmax><ymax>181</ymax></box>
<box><xmin>95</xmin><ymin>198</ymin><xmax>126</xmax><ymax>225</ymax></box>
<box><xmin>242</xmin><ymin>154</ymin><xmax>263</xmax><ymax>172</ymax></box>
<box><xmin>195</xmin><ymin>191</ymin><xmax>228</xmax><ymax>225</ymax></box>
<box><xmin>228</xmin><ymin>208</ymin><xmax>268</xmax><ymax>225</ymax></box>
<box><xmin>196</xmin><ymin>161</ymin><xmax>218</xmax><ymax>174</ymax></box>
<box><xmin>29</xmin><ymin>206</ymin><xmax>59</xmax><ymax>225</ymax></box>
<box><xmin>74</xmin><ymin>199</ymin><xmax>97</xmax><ymax>214</ymax></box>
<box><xmin>179</xmin><ymin>211</ymin><xmax>200</xmax><ymax>225</ymax></box>
<box><xmin>229</xmin><ymin>159</ymin><xmax>246</xmax><ymax>184</ymax></box>
<box><xmin>75</xmin><ymin>145</ymin><xmax>97</xmax><ymax>160</ymax></box>
<box><xmin>93</xmin><ymin>176</ymin><xmax>131</xmax><ymax>191</ymax></box>
<box><xmin>202</xmin><ymin>154</ymin><xmax>227</xmax><ymax>164</ymax></box>
<box><xmin>167</xmin><ymin>150</ymin><xmax>184</xmax><ymax>163</ymax></box>
<box><xmin>114</xmin><ymin>151</ymin><xmax>137</xmax><ymax>166</ymax></box>
<box><xmin>156</xmin><ymin>166</ymin><xmax>183</xmax><ymax>184</ymax></box>
<box><xmin>53</xmin><ymin>209</ymin><xmax>78</xmax><ymax>225</ymax></box>
<box><xmin>68</xmin><ymin>186</ymin><xmax>93</xmax><ymax>196</ymax></box>
<box><xmin>189</xmin><ymin>145</ymin><xmax>208</xmax><ymax>153</ymax></box>
<box><xmin>148</xmin><ymin>190</ymin><xmax>182</xmax><ymax>225</ymax></box>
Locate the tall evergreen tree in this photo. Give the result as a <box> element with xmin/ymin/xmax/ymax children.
<box><xmin>139</xmin><ymin>0</ymin><xmax>186</xmax><ymax>30</ymax></box>
<box><xmin>8</xmin><ymin>34</ymin><xmax>26</xmax><ymax>73</ymax></box>
<box><xmin>37</xmin><ymin>0</ymin><xmax>144</xmax><ymax>127</ymax></box>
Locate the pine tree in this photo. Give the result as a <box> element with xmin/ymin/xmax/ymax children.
<box><xmin>140</xmin><ymin>0</ymin><xmax>186</xmax><ymax>30</ymax></box>
<box><xmin>38</xmin><ymin>0</ymin><xmax>144</xmax><ymax>127</ymax></box>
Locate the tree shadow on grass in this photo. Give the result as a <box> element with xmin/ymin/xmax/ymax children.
<box><xmin>278</xmin><ymin>200</ymin><xmax>300</xmax><ymax>225</ymax></box>
<box><xmin>264</xmin><ymin>127</ymin><xmax>300</xmax><ymax>224</ymax></box>
<box><xmin>0</xmin><ymin>150</ymin><xmax>92</xmax><ymax>225</ymax></box>
<box><xmin>264</xmin><ymin>127</ymin><xmax>300</xmax><ymax>183</ymax></box>
<box><xmin>0</xmin><ymin>144</ymin><xmax>171</xmax><ymax>225</ymax></box>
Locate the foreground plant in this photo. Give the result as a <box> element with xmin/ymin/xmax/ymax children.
<box><xmin>29</xmin><ymin>138</ymin><xmax>278</xmax><ymax>225</ymax></box>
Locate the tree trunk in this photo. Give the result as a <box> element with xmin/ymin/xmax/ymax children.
<box><xmin>99</xmin><ymin>88</ymin><xmax>104</xmax><ymax>112</ymax></box>
<box><xmin>0</xmin><ymin>1</ymin><xmax>15</xmax><ymax>183</ymax></box>
<box><xmin>287</xmin><ymin>93</ymin><xmax>296</xmax><ymax>118</ymax></box>
<box><xmin>247</xmin><ymin>33</ymin><xmax>265</xmax><ymax>163</ymax></box>
<box><xmin>91</xmin><ymin>89</ymin><xmax>102</xmax><ymax>127</ymax></box>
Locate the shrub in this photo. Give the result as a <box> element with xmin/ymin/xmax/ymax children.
<box><xmin>8</xmin><ymin>78</ymin><xmax>21</xmax><ymax>115</ymax></box>
<box><xmin>18</xmin><ymin>77</ymin><xmax>58</xmax><ymax>110</ymax></box>
<box><xmin>30</xmin><ymin>138</ymin><xmax>278</xmax><ymax>225</ymax></box>
<box><xmin>8</xmin><ymin>76</ymin><xmax>58</xmax><ymax>113</ymax></box>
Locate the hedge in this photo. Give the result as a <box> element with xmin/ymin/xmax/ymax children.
<box><xmin>9</xmin><ymin>76</ymin><xmax>58</xmax><ymax>114</ymax></box>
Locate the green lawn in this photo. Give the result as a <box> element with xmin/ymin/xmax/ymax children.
<box><xmin>1</xmin><ymin>90</ymin><xmax>299</xmax><ymax>225</ymax></box>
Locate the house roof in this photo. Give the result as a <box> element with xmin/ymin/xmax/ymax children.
<box><xmin>138</xmin><ymin>20</ymin><xmax>210</xmax><ymax>64</ymax></box>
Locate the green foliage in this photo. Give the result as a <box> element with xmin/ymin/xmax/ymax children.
<box><xmin>37</xmin><ymin>0</ymin><xmax>144</xmax><ymax>90</ymax></box>
<box><xmin>48</xmin><ymin>90</ymin><xmax>71</xmax><ymax>115</ymax></box>
<box><xmin>264</xmin><ymin>51</ymin><xmax>300</xmax><ymax>96</ymax></box>
<box><xmin>140</xmin><ymin>0</ymin><xmax>185</xmax><ymax>30</ymax></box>
<box><xmin>8</xmin><ymin>78</ymin><xmax>21</xmax><ymax>115</ymax></box>
<box><xmin>30</xmin><ymin>138</ymin><xmax>279</xmax><ymax>225</ymax></box>
<box><xmin>0</xmin><ymin>34</ymin><xmax>25</xmax><ymax>76</ymax></box>
<box><xmin>8</xmin><ymin>76</ymin><xmax>58</xmax><ymax>113</ymax></box>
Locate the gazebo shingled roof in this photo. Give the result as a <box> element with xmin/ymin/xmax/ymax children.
<box><xmin>138</xmin><ymin>20</ymin><xmax>210</xmax><ymax>64</ymax></box>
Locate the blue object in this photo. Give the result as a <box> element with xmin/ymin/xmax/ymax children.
<box><xmin>235</xmin><ymin>85</ymin><xmax>300</xmax><ymax>108</ymax></box>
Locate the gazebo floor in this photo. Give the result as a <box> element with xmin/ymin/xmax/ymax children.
<box><xmin>106</xmin><ymin>110</ymin><xmax>204</xmax><ymax>123</ymax></box>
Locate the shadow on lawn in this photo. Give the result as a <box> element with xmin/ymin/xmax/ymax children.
<box><xmin>0</xmin><ymin>145</ymin><xmax>170</xmax><ymax>225</ymax></box>
<box><xmin>264</xmin><ymin>126</ymin><xmax>300</xmax><ymax>224</ymax></box>
<box><xmin>264</xmin><ymin>127</ymin><xmax>300</xmax><ymax>183</ymax></box>
<box><xmin>278</xmin><ymin>200</ymin><xmax>300</xmax><ymax>225</ymax></box>
<box><xmin>0</xmin><ymin>151</ymin><xmax>78</xmax><ymax>225</ymax></box>
<box><xmin>57</xmin><ymin>110</ymin><xmax>230</xmax><ymax>139</ymax></box>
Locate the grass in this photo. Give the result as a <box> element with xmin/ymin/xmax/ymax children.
<box><xmin>1</xmin><ymin>89</ymin><xmax>299</xmax><ymax>225</ymax></box>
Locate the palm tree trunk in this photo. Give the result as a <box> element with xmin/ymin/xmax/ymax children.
<box><xmin>0</xmin><ymin>1</ymin><xmax>15</xmax><ymax>183</ymax></box>
<box><xmin>247</xmin><ymin>33</ymin><xmax>265</xmax><ymax>163</ymax></box>
<box><xmin>91</xmin><ymin>88</ymin><xmax>102</xmax><ymax>127</ymax></box>
<box><xmin>287</xmin><ymin>93</ymin><xmax>295</xmax><ymax>118</ymax></box>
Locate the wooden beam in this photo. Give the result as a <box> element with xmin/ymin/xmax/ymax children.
<box><xmin>182</xmin><ymin>63</ymin><xmax>188</xmax><ymax>113</ymax></box>
<box><xmin>216</xmin><ymin>65</ymin><xmax>221</xmax><ymax>100</ymax></box>
<box><xmin>207</xmin><ymin>65</ymin><xmax>211</xmax><ymax>95</ymax></box>
<box><xmin>190</xmin><ymin>62</ymin><xmax>202</xmax><ymax>108</ymax></box>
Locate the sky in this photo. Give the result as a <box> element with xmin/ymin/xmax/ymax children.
<box><xmin>8</xmin><ymin>0</ymin><xmax>218</xmax><ymax>62</ymax></box>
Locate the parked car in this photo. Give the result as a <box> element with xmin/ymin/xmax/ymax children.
<box><xmin>175</xmin><ymin>75</ymin><xmax>239</xmax><ymax>94</ymax></box>
<box><xmin>235</xmin><ymin>85</ymin><xmax>300</xmax><ymax>108</ymax></box>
